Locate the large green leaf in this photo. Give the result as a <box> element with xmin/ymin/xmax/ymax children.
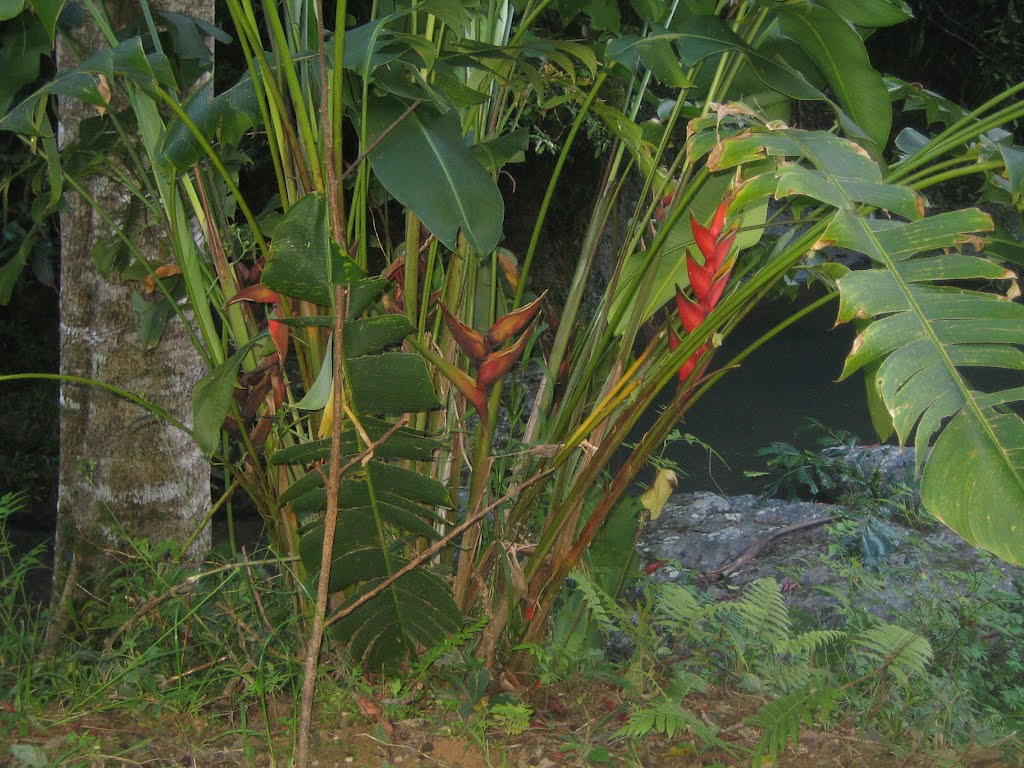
<box><xmin>776</xmin><ymin>5</ymin><xmax>891</xmax><ymax>148</ymax></box>
<box><xmin>270</xmin><ymin>417</ymin><xmax>444</xmax><ymax>464</ymax></box>
<box><xmin>156</xmin><ymin>76</ymin><xmax>261</xmax><ymax>170</ymax></box>
<box><xmin>711</xmin><ymin>128</ymin><xmax>924</xmax><ymax>219</ymax></box>
<box><xmin>289</xmin><ymin>448</ymin><xmax>455</xmax><ymax>667</ymax></box>
<box><xmin>273</xmin><ymin>290</ymin><xmax>451</xmax><ymax>667</ymax></box>
<box><xmin>831</xmin><ymin>207</ymin><xmax>1024</xmax><ymax>566</ymax></box>
<box><xmin>0</xmin><ymin>0</ymin><xmax>25</xmax><ymax>20</ymax></box>
<box><xmin>607</xmin><ymin>32</ymin><xmax>693</xmax><ymax>87</ymax></box>
<box><xmin>192</xmin><ymin>335</ymin><xmax>265</xmax><ymax>455</ymax></box>
<box><xmin>26</xmin><ymin>0</ymin><xmax>67</xmax><ymax>43</ymax></box>
<box><xmin>0</xmin><ymin>11</ymin><xmax>49</xmax><ymax>117</ymax></box>
<box><xmin>346</xmin><ymin>352</ymin><xmax>441</xmax><ymax>414</ymax></box>
<box><xmin>262</xmin><ymin>193</ymin><xmax>331</xmax><ymax>305</ymax></box>
<box><xmin>0</xmin><ymin>37</ymin><xmax>175</xmax><ymax>136</ymax></box>
<box><xmin>365</xmin><ymin>95</ymin><xmax>504</xmax><ymax>253</ymax></box>
<box><xmin>328</xmin><ymin>570</ymin><xmax>461</xmax><ymax>669</ymax></box>
<box><xmin>674</xmin><ymin>15</ymin><xmax>822</xmax><ymax>102</ymax></box>
<box><xmin>815</xmin><ymin>0</ymin><xmax>912</xmax><ymax>28</ymax></box>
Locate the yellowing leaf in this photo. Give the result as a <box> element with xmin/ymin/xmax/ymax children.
<box><xmin>317</xmin><ymin>389</ymin><xmax>334</xmax><ymax>439</ymax></box>
<box><xmin>640</xmin><ymin>469</ymin><xmax>677</xmax><ymax>521</ymax></box>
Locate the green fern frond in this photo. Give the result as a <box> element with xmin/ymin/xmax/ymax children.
<box><xmin>854</xmin><ymin>623</ymin><xmax>933</xmax><ymax>686</ymax></box>
<box><xmin>653</xmin><ymin>581</ymin><xmax>705</xmax><ymax>632</ymax></box>
<box><xmin>747</xmin><ymin>686</ymin><xmax>843</xmax><ymax>764</ymax></box>
<box><xmin>615</xmin><ymin>698</ymin><xmax>717</xmax><ymax>742</ymax></box>
<box><xmin>571</xmin><ymin>568</ymin><xmax>624</xmax><ymax>634</ymax></box>
<box><xmin>666</xmin><ymin>667</ymin><xmax>710</xmax><ymax>699</ymax></box>
<box><xmin>777</xmin><ymin>629</ymin><xmax>844</xmax><ymax>656</ymax></box>
<box><xmin>750</xmin><ymin>659</ymin><xmax>813</xmax><ymax>695</ymax></box>
<box><xmin>734</xmin><ymin>579</ymin><xmax>792</xmax><ymax>648</ymax></box>
<box><xmin>408</xmin><ymin>615</ymin><xmax>489</xmax><ymax>684</ymax></box>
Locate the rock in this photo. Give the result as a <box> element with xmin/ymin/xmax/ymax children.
<box><xmin>831</xmin><ymin>443</ymin><xmax>920</xmax><ymax>500</ymax></box>
<box><xmin>637</xmin><ymin>491</ymin><xmax>1021</xmax><ymax>624</ymax></box>
<box><xmin>638</xmin><ymin>492</ymin><xmax>834</xmax><ymax>576</ymax></box>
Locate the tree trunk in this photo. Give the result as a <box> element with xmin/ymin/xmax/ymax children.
<box><xmin>52</xmin><ymin>0</ymin><xmax>212</xmax><ymax>625</ymax></box>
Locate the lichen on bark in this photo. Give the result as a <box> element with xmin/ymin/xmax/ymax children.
<box><xmin>53</xmin><ymin>0</ymin><xmax>212</xmax><ymax>616</ymax></box>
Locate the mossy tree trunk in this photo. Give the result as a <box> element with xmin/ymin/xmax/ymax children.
<box><xmin>52</xmin><ymin>0</ymin><xmax>212</xmax><ymax>625</ymax></box>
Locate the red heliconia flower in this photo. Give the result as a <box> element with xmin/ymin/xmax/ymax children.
<box><xmin>439</xmin><ymin>292</ymin><xmax>547</xmax><ymax>418</ymax></box>
<box><xmin>669</xmin><ymin>201</ymin><xmax>736</xmax><ymax>385</ymax></box>
<box><xmin>228</xmin><ymin>284</ymin><xmax>290</xmax><ymax>364</ymax></box>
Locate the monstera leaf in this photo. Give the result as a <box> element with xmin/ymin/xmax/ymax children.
<box><xmin>712</xmin><ymin>126</ymin><xmax>1024</xmax><ymax>566</ymax></box>
<box><xmin>831</xmin><ymin>209</ymin><xmax>1024</xmax><ymax>567</ymax></box>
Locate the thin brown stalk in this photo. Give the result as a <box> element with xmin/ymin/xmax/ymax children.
<box><xmin>325</xmin><ymin>465</ymin><xmax>559</xmax><ymax>630</ymax></box>
<box><xmin>296</xmin><ymin>6</ymin><xmax>351</xmax><ymax>762</ymax></box>
<box><xmin>295</xmin><ymin>406</ymin><xmax>407</xmax><ymax>763</ymax></box>
<box><xmin>338</xmin><ymin>100</ymin><xmax>423</xmax><ymax>183</ymax></box>
<box><xmin>158</xmin><ymin>654</ymin><xmax>231</xmax><ymax>689</ymax></box>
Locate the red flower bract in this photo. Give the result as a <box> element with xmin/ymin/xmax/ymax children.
<box><xmin>669</xmin><ymin>201</ymin><xmax>735</xmax><ymax>385</ymax></box>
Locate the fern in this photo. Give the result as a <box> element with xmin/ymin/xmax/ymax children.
<box><xmin>733</xmin><ymin>578</ymin><xmax>792</xmax><ymax>649</ymax></box>
<box><xmin>777</xmin><ymin>628</ymin><xmax>844</xmax><ymax>657</ymax></box>
<box><xmin>854</xmin><ymin>623</ymin><xmax>933</xmax><ymax>687</ymax></box>
<box><xmin>407</xmin><ymin>615</ymin><xmax>489</xmax><ymax>686</ymax></box>
<box><xmin>615</xmin><ymin>697</ymin><xmax>717</xmax><ymax>742</ymax></box>
<box><xmin>747</xmin><ymin>686</ymin><xmax>843</xmax><ymax>764</ymax></box>
<box><xmin>570</xmin><ymin>568</ymin><xmax>625</xmax><ymax>635</ymax></box>
<box><xmin>665</xmin><ymin>667</ymin><xmax>710</xmax><ymax>699</ymax></box>
<box><xmin>652</xmin><ymin>581</ymin><xmax>714</xmax><ymax>638</ymax></box>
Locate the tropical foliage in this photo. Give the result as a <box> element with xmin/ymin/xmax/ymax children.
<box><xmin>1</xmin><ymin>0</ymin><xmax>1022</xmax><ymax>698</ymax></box>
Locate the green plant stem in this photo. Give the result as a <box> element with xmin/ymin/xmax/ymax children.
<box><xmin>453</xmin><ymin>394</ymin><xmax>500</xmax><ymax>611</ymax></box>
<box><xmin>508</xmin><ymin>0</ymin><xmax>556</xmax><ymax>46</ymax></box>
<box><xmin>909</xmin><ymin>160</ymin><xmax>1005</xmax><ymax>190</ymax></box>
<box><xmin>178</xmin><ymin>476</ymin><xmax>243</xmax><ymax>558</ymax></box>
<box><xmin>517</xmin><ymin>218</ymin><xmax>829</xmax><ymax>581</ymax></box>
<box><xmin>514</xmin><ymin>72</ymin><xmax>608</xmax><ymax>308</ymax></box>
<box><xmin>150</xmin><ymin>88</ymin><xmax>269</xmax><ymax>259</ymax></box>
<box><xmin>887</xmin><ymin>80</ymin><xmax>1024</xmax><ymax>182</ymax></box>
<box><xmin>893</xmin><ymin>153</ymin><xmax>980</xmax><ymax>188</ymax></box>
<box><xmin>1</xmin><ymin>373</ymin><xmax>190</xmax><ymax>434</ymax></box>
<box><xmin>259</xmin><ymin>0</ymin><xmax>324</xmax><ymax>192</ymax></box>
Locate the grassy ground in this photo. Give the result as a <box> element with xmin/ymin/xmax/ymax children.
<box><xmin>3</xmin><ymin>476</ymin><xmax>1023</xmax><ymax>768</ymax></box>
<box><xmin>5</xmin><ymin>681</ymin><xmax>999</xmax><ymax>768</ymax></box>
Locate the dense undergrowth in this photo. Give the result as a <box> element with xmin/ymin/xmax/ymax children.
<box><xmin>3</xmin><ymin>486</ymin><xmax>1022</xmax><ymax>767</ymax></box>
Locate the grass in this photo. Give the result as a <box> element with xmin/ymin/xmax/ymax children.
<box><xmin>2</xmin><ymin>483</ymin><xmax>1023</xmax><ymax>767</ymax></box>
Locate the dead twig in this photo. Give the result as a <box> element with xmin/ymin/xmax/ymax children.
<box><xmin>703</xmin><ymin>515</ymin><xmax>835</xmax><ymax>582</ymax></box>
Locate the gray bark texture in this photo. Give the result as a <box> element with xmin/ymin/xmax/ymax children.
<box><xmin>54</xmin><ymin>0</ymin><xmax>212</xmax><ymax>608</ymax></box>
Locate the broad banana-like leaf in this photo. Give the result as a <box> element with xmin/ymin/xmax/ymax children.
<box><xmin>831</xmin><ymin>208</ymin><xmax>1024</xmax><ymax>566</ymax></box>
<box><xmin>365</xmin><ymin>95</ymin><xmax>504</xmax><ymax>254</ymax></box>
<box><xmin>710</xmin><ymin>128</ymin><xmax>925</xmax><ymax>220</ymax></box>
<box><xmin>775</xmin><ymin>5</ymin><xmax>891</xmax><ymax>148</ymax></box>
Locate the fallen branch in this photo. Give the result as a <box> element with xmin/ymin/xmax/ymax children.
<box><xmin>703</xmin><ymin>515</ymin><xmax>835</xmax><ymax>582</ymax></box>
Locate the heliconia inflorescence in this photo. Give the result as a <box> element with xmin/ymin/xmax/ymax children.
<box><xmin>441</xmin><ymin>292</ymin><xmax>546</xmax><ymax>418</ymax></box>
<box><xmin>667</xmin><ymin>201</ymin><xmax>736</xmax><ymax>384</ymax></box>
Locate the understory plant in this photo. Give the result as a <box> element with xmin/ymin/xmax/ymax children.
<box><xmin>1</xmin><ymin>491</ymin><xmax>305</xmax><ymax>742</ymax></box>
<box><xmin>2</xmin><ymin>0</ymin><xmax>1023</xmax><ymax>735</ymax></box>
<box><xmin>571</xmin><ymin>569</ymin><xmax>991</xmax><ymax>765</ymax></box>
